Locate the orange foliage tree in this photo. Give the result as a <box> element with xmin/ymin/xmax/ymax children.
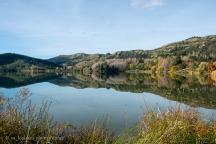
<box><xmin>208</xmin><ymin>62</ymin><xmax>216</xmax><ymax>73</ymax></box>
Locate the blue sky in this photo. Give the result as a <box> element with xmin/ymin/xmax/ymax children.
<box><xmin>0</xmin><ymin>0</ymin><xmax>216</xmax><ymax>58</ymax></box>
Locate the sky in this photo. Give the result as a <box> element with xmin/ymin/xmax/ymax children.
<box><xmin>0</xmin><ymin>0</ymin><xmax>216</xmax><ymax>58</ymax></box>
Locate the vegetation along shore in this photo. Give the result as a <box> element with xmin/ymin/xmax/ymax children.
<box><xmin>0</xmin><ymin>89</ymin><xmax>215</xmax><ymax>144</ymax></box>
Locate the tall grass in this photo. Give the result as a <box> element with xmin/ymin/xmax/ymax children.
<box><xmin>130</xmin><ymin>107</ymin><xmax>216</xmax><ymax>144</ymax></box>
<box><xmin>0</xmin><ymin>89</ymin><xmax>114</xmax><ymax>144</ymax></box>
<box><xmin>0</xmin><ymin>89</ymin><xmax>215</xmax><ymax>144</ymax></box>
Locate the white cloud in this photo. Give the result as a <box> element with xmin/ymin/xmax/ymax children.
<box><xmin>131</xmin><ymin>0</ymin><xmax>165</xmax><ymax>9</ymax></box>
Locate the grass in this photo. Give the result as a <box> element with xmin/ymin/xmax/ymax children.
<box><xmin>131</xmin><ymin>108</ymin><xmax>216</xmax><ymax>144</ymax></box>
<box><xmin>0</xmin><ymin>89</ymin><xmax>216</xmax><ymax>144</ymax></box>
<box><xmin>0</xmin><ymin>89</ymin><xmax>114</xmax><ymax>144</ymax></box>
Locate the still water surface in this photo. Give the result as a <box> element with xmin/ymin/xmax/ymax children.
<box><xmin>0</xmin><ymin>73</ymin><xmax>216</xmax><ymax>132</ymax></box>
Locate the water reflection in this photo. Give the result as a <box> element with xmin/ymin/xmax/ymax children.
<box><xmin>0</xmin><ymin>72</ymin><xmax>216</xmax><ymax>132</ymax></box>
<box><xmin>0</xmin><ymin>72</ymin><xmax>216</xmax><ymax>109</ymax></box>
<box><xmin>51</xmin><ymin>73</ymin><xmax>216</xmax><ymax>109</ymax></box>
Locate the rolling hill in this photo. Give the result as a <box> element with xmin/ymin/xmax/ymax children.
<box><xmin>0</xmin><ymin>53</ymin><xmax>61</xmax><ymax>71</ymax></box>
<box><xmin>1</xmin><ymin>35</ymin><xmax>216</xmax><ymax>75</ymax></box>
<box><xmin>48</xmin><ymin>35</ymin><xmax>216</xmax><ymax>76</ymax></box>
<box><xmin>49</xmin><ymin>35</ymin><xmax>216</xmax><ymax>64</ymax></box>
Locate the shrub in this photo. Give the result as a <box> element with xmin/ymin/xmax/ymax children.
<box><xmin>0</xmin><ymin>89</ymin><xmax>115</xmax><ymax>144</ymax></box>
<box><xmin>211</xmin><ymin>70</ymin><xmax>216</xmax><ymax>82</ymax></box>
<box><xmin>197</xmin><ymin>62</ymin><xmax>208</xmax><ymax>74</ymax></box>
<box><xmin>130</xmin><ymin>107</ymin><xmax>216</xmax><ymax>144</ymax></box>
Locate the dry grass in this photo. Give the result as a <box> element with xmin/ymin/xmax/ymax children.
<box><xmin>0</xmin><ymin>89</ymin><xmax>216</xmax><ymax>144</ymax></box>
<box><xmin>131</xmin><ymin>107</ymin><xmax>216</xmax><ymax>144</ymax></box>
<box><xmin>64</xmin><ymin>120</ymin><xmax>115</xmax><ymax>144</ymax></box>
<box><xmin>0</xmin><ymin>89</ymin><xmax>115</xmax><ymax>144</ymax></box>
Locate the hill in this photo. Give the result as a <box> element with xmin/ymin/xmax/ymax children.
<box><xmin>106</xmin><ymin>35</ymin><xmax>216</xmax><ymax>60</ymax></box>
<box><xmin>49</xmin><ymin>53</ymin><xmax>107</xmax><ymax>65</ymax></box>
<box><xmin>49</xmin><ymin>53</ymin><xmax>90</xmax><ymax>65</ymax></box>
<box><xmin>1</xmin><ymin>35</ymin><xmax>216</xmax><ymax>76</ymax></box>
<box><xmin>49</xmin><ymin>35</ymin><xmax>216</xmax><ymax>76</ymax></box>
<box><xmin>0</xmin><ymin>53</ymin><xmax>61</xmax><ymax>72</ymax></box>
<box><xmin>152</xmin><ymin>35</ymin><xmax>216</xmax><ymax>60</ymax></box>
<box><xmin>49</xmin><ymin>35</ymin><xmax>216</xmax><ymax>62</ymax></box>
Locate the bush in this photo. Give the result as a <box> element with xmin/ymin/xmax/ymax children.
<box><xmin>0</xmin><ymin>89</ymin><xmax>115</xmax><ymax>144</ymax></box>
<box><xmin>197</xmin><ymin>62</ymin><xmax>208</xmax><ymax>74</ymax></box>
<box><xmin>211</xmin><ymin>70</ymin><xmax>216</xmax><ymax>82</ymax></box>
<box><xmin>130</xmin><ymin>107</ymin><xmax>216</xmax><ymax>144</ymax></box>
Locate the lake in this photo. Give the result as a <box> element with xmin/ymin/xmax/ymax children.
<box><xmin>0</xmin><ymin>72</ymin><xmax>216</xmax><ymax>133</ymax></box>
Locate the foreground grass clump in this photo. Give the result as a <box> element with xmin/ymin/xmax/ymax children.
<box><xmin>131</xmin><ymin>108</ymin><xmax>216</xmax><ymax>144</ymax></box>
<box><xmin>0</xmin><ymin>89</ymin><xmax>114</xmax><ymax>144</ymax></box>
<box><xmin>0</xmin><ymin>89</ymin><xmax>216</xmax><ymax>144</ymax></box>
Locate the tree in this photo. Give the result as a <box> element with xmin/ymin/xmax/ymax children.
<box><xmin>208</xmin><ymin>62</ymin><xmax>215</xmax><ymax>73</ymax></box>
<box><xmin>173</xmin><ymin>56</ymin><xmax>182</xmax><ymax>65</ymax></box>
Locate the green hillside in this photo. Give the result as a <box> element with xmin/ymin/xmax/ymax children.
<box><xmin>0</xmin><ymin>53</ymin><xmax>61</xmax><ymax>71</ymax></box>
<box><xmin>50</xmin><ymin>35</ymin><xmax>216</xmax><ymax>62</ymax></box>
<box><xmin>1</xmin><ymin>35</ymin><xmax>216</xmax><ymax>76</ymax></box>
<box><xmin>107</xmin><ymin>35</ymin><xmax>216</xmax><ymax>60</ymax></box>
<box><xmin>49</xmin><ymin>53</ymin><xmax>90</xmax><ymax>65</ymax></box>
<box><xmin>152</xmin><ymin>35</ymin><xmax>216</xmax><ymax>60</ymax></box>
<box><xmin>48</xmin><ymin>35</ymin><xmax>216</xmax><ymax>77</ymax></box>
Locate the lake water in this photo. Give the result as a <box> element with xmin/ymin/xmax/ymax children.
<box><xmin>0</xmin><ymin>72</ymin><xmax>216</xmax><ymax>133</ymax></box>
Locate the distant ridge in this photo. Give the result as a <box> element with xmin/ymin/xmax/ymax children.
<box><xmin>1</xmin><ymin>35</ymin><xmax>216</xmax><ymax>74</ymax></box>
<box><xmin>49</xmin><ymin>35</ymin><xmax>216</xmax><ymax>65</ymax></box>
<box><xmin>0</xmin><ymin>53</ymin><xmax>61</xmax><ymax>70</ymax></box>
